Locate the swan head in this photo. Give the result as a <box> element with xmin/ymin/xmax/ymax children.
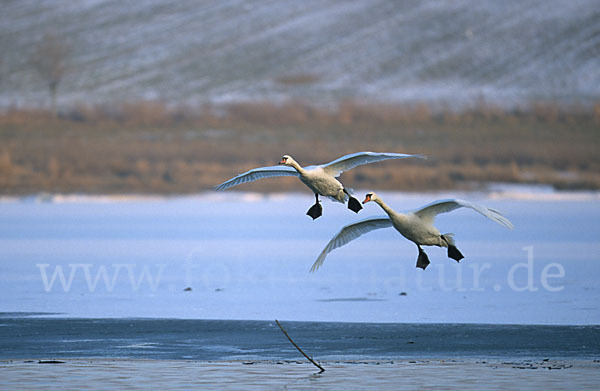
<box><xmin>362</xmin><ymin>192</ymin><xmax>379</xmax><ymax>204</ymax></box>
<box><xmin>279</xmin><ymin>155</ymin><xmax>295</xmax><ymax>166</ymax></box>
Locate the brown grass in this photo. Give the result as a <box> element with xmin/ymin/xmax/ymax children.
<box><xmin>0</xmin><ymin>100</ymin><xmax>599</xmax><ymax>195</ymax></box>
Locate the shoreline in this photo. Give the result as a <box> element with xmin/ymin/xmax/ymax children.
<box><xmin>2</xmin><ymin>183</ymin><xmax>600</xmax><ymax>204</ymax></box>
<box><xmin>3</xmin><ymin>312</ymin><xmax>600</xmax><ymax>327</ymax></box>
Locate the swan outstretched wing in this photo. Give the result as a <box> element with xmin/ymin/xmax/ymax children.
<box><xmin>414</xmin><ymin>199</ymin><xmax>514</xmax><ymax>229</ymax></box>
<box><xmin>320</xmin><ymin>151</ymin><xmax>426</xmax><ymax>177</ymax></box>
<box><xmin>310</xmin><ymin>216</ymin><xmax>393</xmax><ymax>272</ymax></box>
<box><xmin>214</xmin><ymin>165</ymin><xmax>298</xmax><ymax>191</ymax></box>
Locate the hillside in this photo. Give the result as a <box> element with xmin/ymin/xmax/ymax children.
<box><xmin>1</xmin><ymin>0</ymin><xmax>598</xmax><ymax>108</ymax></box>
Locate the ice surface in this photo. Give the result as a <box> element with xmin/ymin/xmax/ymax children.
<box><xmin>1</xmin><ymin>188</ymin><xmax>599</xmax><ymax>324</ymax></box>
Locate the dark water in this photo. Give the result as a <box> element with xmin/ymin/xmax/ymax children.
<box><xmin>1</xmin><ymin>313</ymin><xmax>598</xmax><ymax>361</ymax></box>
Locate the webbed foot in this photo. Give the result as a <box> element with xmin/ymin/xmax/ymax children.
<box><xmin>416</xmin><ymin>247</ymin><xmax>430</xmax><ymax>270</ymax></box>
<box><xmin>306</xmin><ymin>202</ymin><xmax>323</xmax><ymax>220</ymax></box>
<box><xmin>347</xmin><ymin>196</ymin><xmax>363</xmax><ymax>213</ymax></box>
<box><xmin>448</xmin><ymin>245</ymin><xmax>464</xmax><ymax>262</ymax></box>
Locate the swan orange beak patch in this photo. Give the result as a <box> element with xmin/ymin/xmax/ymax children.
<box><xmin>279</xmin><ymin>158</ymin><xmax>287</xmax><ymax>164</ymax></box>
<box><xmin>362</xmin><ymin>195</ymin><xmax>371</xmax><ymax>204</ymax></box>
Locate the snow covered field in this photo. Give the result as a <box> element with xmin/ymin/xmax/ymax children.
<box><xmin>1</xmin><ymin>0</ymin><xmax>598</xmax><ymax>107</ymax></box>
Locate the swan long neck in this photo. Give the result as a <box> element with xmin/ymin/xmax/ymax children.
<box><xmin>288</xmin><ymin>159</ymin><xmax>305</xmax><ymax>174</ymax></box>
<box><xmin>373</xmin><ymin>198</ymin><xmax>397</xmax><ymax>218</ymax></box>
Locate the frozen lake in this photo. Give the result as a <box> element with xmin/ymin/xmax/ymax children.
<box><xmin>1</xmin><ymin>187</ymin><xmax>599</xmax><ymax>324</ymax></box>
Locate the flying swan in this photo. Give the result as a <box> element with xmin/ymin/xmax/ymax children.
<box><xmin>311</xmin><ymin>192</ymin><xmax>513</xmax><ymax>271</ymax></box>
<box><xmin>214</xmin><ymin>152</ymin><xmax>424</xmax><ymax>219</ymax></box>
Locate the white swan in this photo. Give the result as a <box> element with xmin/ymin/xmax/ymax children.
<box><xmin>214</xmin><ymin>152</ymin><xmax>424</xmax><ymax>219</ymax></box>
<box><xmin>311</xmin><ymin>192</ymin><xmax>513</xmax><ymax>271</ymax></box>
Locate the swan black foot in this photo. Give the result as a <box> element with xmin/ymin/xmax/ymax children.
<box><xmin>347</xmin><ymin>196</ymin><xmax>363</xmax><ymax>213</ymax></box>
<box><xmin>416</xmin><ymin>246</ymin><xmax>430</xmax><ymax>270</ymax></box>
<box><xmin>448</xmin><ymin>245</ymin><xmax>464</xmax><ymax>262</ymax></box>
<box><xmin>306</xmin><ymin>202</ymin><xmax>323</xmax><ymax>220</ymax></box>
<box><xmin>343</xmin><ymin>188</ymin><xmax>363</xmax><ymax>213</ymax></box>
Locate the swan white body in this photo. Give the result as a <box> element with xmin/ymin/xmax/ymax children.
<box><xmin>215</xmin><ymin>152</ymin><xmax>425</xmax><ymax>219</ymax></box>
<box><xmin>297</xmin><ymin>165</ymin><xmax>347</xmax><ymax>203</ymax></box>
<box><xmin>311</xmin><ymin>192</ymin><xmax>513</xmax><ymax>271</ymax></box>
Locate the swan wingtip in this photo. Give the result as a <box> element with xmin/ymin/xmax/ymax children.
<box><xmin>499</xmin><ymin>218</ymin><xmax>514</xmax><ymax>229</ymax></box>
<box><xmin>310</xmin><ymin>256</ymin><xmax>326</xmax><ymax>272</ymax></box>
